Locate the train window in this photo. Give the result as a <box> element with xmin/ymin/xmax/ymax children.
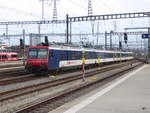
<box><xmin>117</xmin><ymin>53</ymin><xmax>120</xmax><ymax>57</ymax></box>
<box><xmin>90</xmin><ymin>52</ymin><xmax>97</xmax><ymax>59</ymax></box>
<box><xmin>29</xmin><ymin>48</ymin><xmax>37</xmax><ymax>59</ymax></box>
<box><xmin>68</xmin><ymin>51</ymin><xmax>81</xmax><ymax>60</ymax></box>
<box><xmin>77</xmin><ymin>51</ymin><xmax>82</xmax><ymax>59</ymax></box>
<box><xmin>124</xmin><ymin>54</ymin><xmax>126</xmax><ymax>57</ymax></box>
<box><xmin>105</xmin><ymin>53</ymin><xmax>113</xmax><ymax>58</ymax></box>
<box><xmin>97</xmin><ymin>52</ymin><xmax>105</xmax><ymax>58</ymax></box>
<box><xmin>38</xmin><ymin>49</ymin><xmax>48</xmax><ymax>59</ymax></box>
<box><xmin>74</xmin><ymin>51</ymin><xmax>81</xmax><ymax>59</ymax></box>
<box><xmin>11</xmin><ymin>55</ymin><xmax>17</xmax><ymax>58</ymax></box>
<box><xmin>60</xmin><ymin>51</ymin><xmax>66</xmax><ymax>60</ymax></box>
<box><xmin>113</xmin><ymin>53</ymin><xmax>116</xmax><ymax>57</ymax></box>
<box><xmin>68</xmin><ymin>52</ymin><xmax>72</xmax><ymax>60</ymax></box>
<box><xmin>0</xmin><ymin>55</ymin><xmax>7</xmax><ymax>59</ymax></box>
<box><xmin>105</xmin><ymin>53</ymin><xmax>108</xmax><ymax>58</ymax></box>
<box><xmin>122</xmin><ymin>53</ymin><xmax>124</xmax><ymax>57</ymax></box>
<box><xmin>28</xmin><ymin>48</ymin><xmax>48</xmax><ymax>59</ymax></box>
<box><xmin>85</xmin><ymin>52</ymin><xmax>97</xmax><ymax>59</ymax></box>
<box><xmin>49</xmin><ymin>51</ymin><xmax>53</xmax><ymax>58</ymax></box>
<box><xmin>123</xmin><ymin>53</ymin><xmax>126</xmax><ymax>57</ymax></box>
<box><xmin>85</xmin><ymin>52</ymin><xmax>89</xmax><ymax>59</ymax></box>
<box><xmin>61</xmin><ymin>53</ymin><xmax>64</xmax><ymax>59</ymax></box>
<box><xmin>71</xmin><ymin>52</ymin><xmax>76</xmax><ymax>59</ymax></box>
<box><xmin>120</xmin><ymin>53</ymin><xmax>122</xmax><ymax>57</ymax></box>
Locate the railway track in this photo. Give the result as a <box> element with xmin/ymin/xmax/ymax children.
<box><xmin>10</xmin><ymin>61</ymin><xmax>143</xmax><ymax>113</ymax></box>
<box><xmin>0</xmin><ymin>61</ymin><xmax>141</xmax><ymax>104</ymax></box>
<box><xmin>0</xmin><ymin>74</ymin><xmax>41</xmax><ymax>85</ymax></box>
<box><xmin>0</xmin><ymin>61</ymin><xmax>23</xmax><ymax>68</ymax></box>
<box><xmin>0</xmin><ymin>66</ymin><xmax>25</xmax><ymax>77</ymax></box>
<box><xmin>0</xmin><ymin>69</ymin><xmax>49</xmax><ymax>85</ymax></box>
<box><xmin>0</xmin><ymin>68</ymin><xmax>29</xmax><ymax>81</ymax></box>
<box><xmin>0</xmin><ymin>60</ymin><xmax>136</xmax><ymax>85</ymax></box>
<box><xmin>0</xmin><ymin>62</ymin><xmax>133</xmax><ymax>98</ymax></box>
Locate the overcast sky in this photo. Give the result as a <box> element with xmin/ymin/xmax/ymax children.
<box><xmin>0</xmin><ymin>0</ymin><xmax>150</xmax><ymax>21</ymax></box>
<box><xmin>0</xmin><ymin>0</ymin><xmax>150</xmax><ymax>46</ymax></box>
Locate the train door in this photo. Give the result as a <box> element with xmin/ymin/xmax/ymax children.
<box><xmin>48</xmin><ymin>49</ymin><xmax>59</xmax><ymax>70</ymax></box>
<box><xmin>48</xmin><ymin>50</ymin><xmax>67</xmax><ymax>70</ymax></box>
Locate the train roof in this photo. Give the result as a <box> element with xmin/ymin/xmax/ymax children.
<box><xmin>49</xmin><ymin>47</ymin><xmax>133</xmax><ymax>54</ymax></box>
<box><xmin>29</xmin><ymin>46</ymin><xmax>133</xmax><ymax>54</ymax></box>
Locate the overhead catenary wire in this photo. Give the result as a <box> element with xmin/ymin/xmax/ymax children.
<box><xmin>69</xmin><ymin>0</ymin><xmax>87</xmax><ymax>11</ymax></box>
<box><xmin>93</xmin><ymin>0</ymin><xmax>115</xmax><ymax>12</ymax></box>
<box><xmin>0</xmin><ymin>4</ymin><xmax>42</xmax><ymax>20</ymax></box>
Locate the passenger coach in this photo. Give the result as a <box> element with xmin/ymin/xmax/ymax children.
<box><xmin>0</xmin><ymin>52</ymin><xmax>18</xmax><ymax>61</ymax></box>
<box><xmin>25</xmin><ymin>46</ymin><xmax>133</xmax><ymax>73</ymax></box>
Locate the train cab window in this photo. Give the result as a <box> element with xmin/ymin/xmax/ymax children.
<box><xmin>37</xmin><ymin>49</ymin><xmax>48</xmax><ymax>59</ymax></box>
<box><xmin>29</xmin><ymin>48</ymin><xmax>37</xmax><ymax>59</ymax></box>
<box><xmin>28</xmin><ymin>48</ymin><xmax>48</xmax><ymax>59</ymax></box>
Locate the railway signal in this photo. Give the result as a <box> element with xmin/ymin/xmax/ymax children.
<box><xmin>119</xmin><ymin>41</ymin><xmax>122</xmax><ymax>50</ymax></box>
<box><xmin>124</xmin><ymin>33</ymin><xmax>128</xmax><ymax>43</ymax></box>
<box><xmin>142</xmin><ymin>34</ymin><xmax>150</xmax><ymax>39</ymax></box>
<box><xmin>44</xmin><ymin>36</ymin><xmax>49</xmax><ymax>46</ymax></box>
<box><xmin>20</xmin><ymin>39</ymin><xmax>24</xmax><ymax>48</ymax></box>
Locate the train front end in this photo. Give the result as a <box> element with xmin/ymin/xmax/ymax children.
<box><xmin>25</xmin><ymin>46</ymin><xmax>49</xmax><ymax>73</ymax></box>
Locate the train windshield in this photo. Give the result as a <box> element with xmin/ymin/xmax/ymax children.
<box><xmin>28</xmin><ymin>48</ymin><xmax>48</xmax><ymax>59</ymax></box>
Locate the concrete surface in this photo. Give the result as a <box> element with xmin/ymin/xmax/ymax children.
<box><xmin>50</xmin><ymin>64</ymin><xmax>150</xmax><ymax>113</ymax></box>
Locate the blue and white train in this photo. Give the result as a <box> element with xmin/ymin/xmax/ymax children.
<box><xmin>25</xmin><ymin>45</ymin><xmax>134</xmax><ymax>73</ymax></box>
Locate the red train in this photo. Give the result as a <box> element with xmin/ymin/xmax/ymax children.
<box><xmin>25</xmin><ymin>45</ymin><xmax>133</xmax><ymax>74</ymax></box>
<box><xmin>0</xmin><ymin>52</ymin><xmax>19</xmax><ymax>61</ymax></box>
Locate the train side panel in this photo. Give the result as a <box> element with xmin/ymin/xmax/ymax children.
<box><xmin>0</xmin><ymin>52</ymin><xmax>18</xmax><ymax>61</ymax></box>
<box><xmin>48</xmin><ymin>49</ymin><xmax>68</xmax><ymax>70</ymax></box>
<box><xmin>48</xmin><ymin>49</ymin><xmax>59</xmax><ymax>70</ymax></box>
<box><xmin>59</xmin><ymin>50</ymin><xmax>82</xmax><ymax>68</ymax></box>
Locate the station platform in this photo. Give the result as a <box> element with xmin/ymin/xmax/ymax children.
<box><xmin>50</xmin><ymin>64</ymin><xmax>150</xmax><ymax>113</ymax></box>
